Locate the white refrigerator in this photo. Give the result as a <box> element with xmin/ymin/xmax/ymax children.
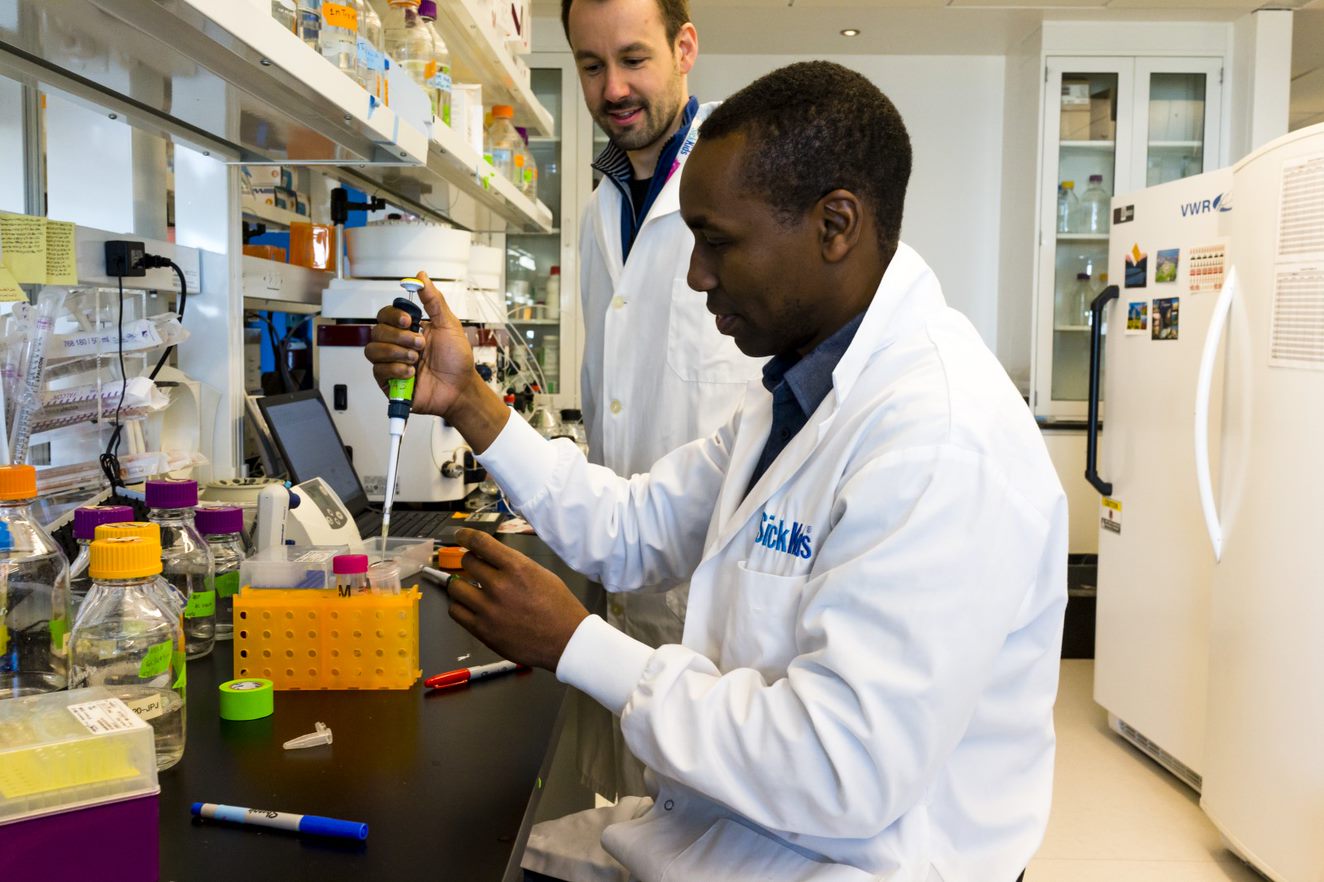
<box><xmin>1093</xmin><ymin>166</ymin><xmax>1233</xmax><ymax>790</ymax></box>
<box><xmin>1094</xmin><ymin>123</ymin><xmax>1324</xmax><ymax>881</ymax></box>
<box><xmin>1196</xmin><ymin>124</ymin><xmax>1324</xmax><ymax>882</ymax></box>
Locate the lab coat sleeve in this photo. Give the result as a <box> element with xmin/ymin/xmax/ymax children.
<box><xmin>477</xmin><ymin>408</ymin><xmax>733</xmax><ymax>592</ymax></box>
<box><xmin>563</xmin><ymin>444</ymin><xmax>1053</xmax><ymax>840</ymax></box>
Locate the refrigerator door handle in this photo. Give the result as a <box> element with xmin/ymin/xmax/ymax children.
<box><xmin>1194</xmin><ymin>268</ymin><xmax>1236</xmax><ymax>562</ymax></box>
<box><xmin>1085</xmin><ymin>284</ymin><xmax>1119</xmax><ymax>496</ymax></box>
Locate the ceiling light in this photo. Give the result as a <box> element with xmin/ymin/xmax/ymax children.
<box><xmin>840</xmin><ymin>28</ymin><xmax>860</xmax><ymax>37</ymax></box>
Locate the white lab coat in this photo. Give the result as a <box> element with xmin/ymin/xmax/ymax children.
<box><xmin>490</xmin><ymin>244</ymin><xmax>1067</xmax><ymax>881</ymax></box>
<box><xmin>576</xmin><ymin>99</ymin><xmax>763</xmax><ymax>798</ymax></box>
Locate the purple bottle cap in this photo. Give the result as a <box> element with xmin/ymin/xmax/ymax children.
<box><xmin>73</xmin><ymin>505</ymin><xmax>135</xmax><ymax>540</ymax></box>
<box><xmin>195</xmin><ymin>506</ymin><xmax>244</xmax><ymax>536</ymax></box>
<box><xmin>333</xmin><ymin>554</ymin><xmax>370</xmax><ymax>575</ymax></box>
<box><xmin>145</xmin><ymin>478</ymin><xmax>198</xmax><ymax>510</ymax></box>
<box><xmin>417</xmin><ymin>0</ymin><xmax>437</xmax><ymax>19</ymax></box>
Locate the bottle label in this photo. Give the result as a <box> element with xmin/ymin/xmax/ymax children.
<box><xmin>185</xmin><ymin>589</ymin><xmax>216</xmax><ymax>618</ymax></box>
<box><xmin>321</xmin><ymin>2</ymin><xmax>357</xmax><ymax>30</ymax></box>
<box><xmin>125</xmin><ymin>692</ymin><xmax>167</xmax><ymax>722</ymax></box>
<box><xmin>67</xmin><ymin>698</ymin><xmax>150</xmax><ymax>734</ymax></box>
<box><xmin>172</xmin><ymin>646</ymin><xmax>187</xmax><ymax>691</ymax></box>
<box><xmin>49</xmin><ymin>615</ymin><xmax>68</xmax><ymax>657</ymax></box>
<box><xmin>139</xmin><ymin>640</ymin><xmax>173</xmax><ymax>678</ymax></box>
<box><xmin>298</xmin><ymin>9</ymin><xmax>319</xmax><ymax>35</ymax></box>
<box><xmin>427</xmin><ymin>70</ymin><xmax>452</xmax><ymax>92</ymax></box>
<box><xmin>216</xmin><ymin>571</ymin><xmax>241</xmax><ymax>599</ymax></box>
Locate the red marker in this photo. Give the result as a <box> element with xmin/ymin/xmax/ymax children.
<box><xmin>425</xmin><ymin>660</ymin><xmax>529</xmax><ymax>690</ymax></box>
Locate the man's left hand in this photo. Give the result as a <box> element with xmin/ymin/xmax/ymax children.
<box><xmin>447</xmin><ymin>529</ymin><xmax>591</xmax><ymax>671</ymax></box>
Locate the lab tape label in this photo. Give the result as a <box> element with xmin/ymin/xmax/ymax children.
<box><xmin>67</xmin><ymin>697</ymin><xmax>150</xmax><ymax>734</ymax></box>
<box><xmin>1101</xmin><ymin>497</ymin><xmax>1123</xmax><ymax>534</ymax></box>
<box><xmin>124</xmin><ymin>692</ymin><xmax>167</xmax><ymax>722</ymax></box>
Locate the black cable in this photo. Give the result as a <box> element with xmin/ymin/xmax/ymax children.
<box><xmin>99</xmin><ymin>276</ymin><xmax>129</xmax><ymax>489</ymax></box>
<box><xmin>100</xmin><ymin>256</ymin><xmax>186</xmax><ymax>489</ymax></box>
<box><xmin>146</xmin><ymin>261</ymin><xmax>187</xmax><ymax>380</ymax></box>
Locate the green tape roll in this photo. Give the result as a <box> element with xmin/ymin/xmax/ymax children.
<box><xmin>218</xmin><ymin>678</ymin><xmax>274</xmax><ymax>721</ymax></box>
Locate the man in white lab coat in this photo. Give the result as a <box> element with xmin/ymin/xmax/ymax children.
<box><xmin>368</xmin><ymin>62</ymin><xmax>1066</xmax><ymax>882</ymax></box>
<box><xmin>561</xmin><ymin>0</ymin><xmax>762</xmax><ymax>800</ymax></box>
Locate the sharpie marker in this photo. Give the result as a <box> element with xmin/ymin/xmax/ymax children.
<box><xmin>425</xmin><ymin>659</ymin><xmax>528</xmax><ymax>690</ymax></box>
<box><xmin>191</xmin><ymin>802</ymin><xmax>368</xmax><ymax>841</ymax></box>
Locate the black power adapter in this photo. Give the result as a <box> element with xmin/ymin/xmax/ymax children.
<box><xmin>104</xmin><ymin>240</ymin><xmax>147</xmax><ymax>277</ymax></box>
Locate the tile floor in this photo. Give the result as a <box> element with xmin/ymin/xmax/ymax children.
<box><xmin>1027</xmin><ymin>661</ymin><xmax>1264</xmax><ymax>881</ymax></box>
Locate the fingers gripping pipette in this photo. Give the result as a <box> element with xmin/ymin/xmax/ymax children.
<box><xmin>380</xmin><ymin>283</ymin><xmax>425</xmax><ymax>551</ymax></box>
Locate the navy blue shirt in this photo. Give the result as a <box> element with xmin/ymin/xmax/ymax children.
<box><xmin>745</xmin><ymin>312</ymin><xmax>867</xmax><ymax>498</ymax></box>
<box><xmin>592</xmin><ymin>96</ymin><xmax>700</xmax><ymax>260</ymax></box>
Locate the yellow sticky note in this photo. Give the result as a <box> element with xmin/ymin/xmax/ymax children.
<box><xmin>0</xmin><ymin>212</ymin><xmax>48</xmax><ymax>285</ymax></box>
<box><xmin>0</xmin><ymin>266</ymin><xmax>24</xmax><ymax>302</ymax></box>
<box><xmin>45</xmin><ymin>220</ymin><xmax>76</xmax><ymax>285</ymax></box>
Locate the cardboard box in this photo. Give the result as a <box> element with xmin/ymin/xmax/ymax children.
<box><xmin>1089</xmin><ymin>95</ymin><xmax>1114</xmax><ymax>141</ymax></box>
<box><xmin>1060</xmin><ymin>107</ymin><xmax>1091</xmax><ymax>141</ymax></box>
<box><xmin>1061</xmin><ymin>78</ymin><xmax>1091</xmax><ymax>109</ymax></box>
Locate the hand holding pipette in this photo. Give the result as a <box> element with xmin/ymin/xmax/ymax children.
<box><xmin>378</xmin><ymin>283</ymin><xmax>424</xmax><ymax>551</ymax></box>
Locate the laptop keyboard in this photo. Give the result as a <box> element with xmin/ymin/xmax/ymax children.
<box><xmin>356</xmin><ymin>508</ymin><xmax>452</xmax><ymax>540</ymax></box>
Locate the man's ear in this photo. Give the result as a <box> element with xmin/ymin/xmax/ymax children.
<box><xmin>818</xmin><ymin>189</ymin><xmax>864</xmax><ymax>263</ymax></box>
<box><xmin>675</xmin><ymin>22</ymin><xmax>698</xmax><ymax>75</ymax></box>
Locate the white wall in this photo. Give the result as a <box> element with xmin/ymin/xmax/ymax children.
<box><xmin>1042</xmin><ymin>429</ymin><xmax>1099</xmax><ymax>555</ymax></box>
<box><xmin>687</xmin><ymin>55</ymin><xmax>1007</xmax><ymax>353</ymax></box>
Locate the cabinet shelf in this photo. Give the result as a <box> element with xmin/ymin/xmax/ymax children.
<box><xmin>72</xmin><ymin>0</ymin><xmax>550</xmax><ymax>230</ymax></box>
<box><xmin>1054</xmin><ymin>324</ymin><xmax>1093</xmax><ymax>332</ymax></box>
<box><xmin>1149</xmin><ymin>140</ymin><xmax>1204</xmax><ymax>150</ymax></box>
<box><xmin>1061</xmin><ymin>140</ymin><xmax>1116</xmax><ymax>150</ymax></box>
<box><xmin>1057</xmin><ymin>233</ymin><xmax>1110</xmax><ymax>242</ymax></box>
<box><xmin>428</xmin><ymin>0</ymin><xmax>554</xmax><ymax>136</ymax></box>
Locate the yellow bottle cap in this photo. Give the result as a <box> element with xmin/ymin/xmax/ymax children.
<box><xmin>90</xmin><ymin>536</ymin><xmax>163</xmax><ymax>580</ymax></box>
<box><xmin>0</xmin><ymin>465</ymin><xmax>37</xmax><ymax>501</ymax></box>
<box><xmin>1062</xmin><ymin>180</ymin><xmax>1075</xmax><ymax>189</ymax></box>
<box><xmin>95</xmin><ymin>521</ymin><xmax>162</xmax><ymax>544</ymax></box>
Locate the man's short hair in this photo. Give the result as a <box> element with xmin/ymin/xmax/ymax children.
<box><xmin>698</xmin><ymin>61</ymin><xmax>912</xmax><ymax>256</ymax></box>
<box><xmin>561</xmin><ymin>0</ymin><xmax>692</xmax><ymax>46</ymax></box>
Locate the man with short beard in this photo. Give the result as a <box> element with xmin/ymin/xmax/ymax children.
<box><xmin>556</xmin><ymin>0</ymin><xmax>762</xmax><ymax>807</ymax></box>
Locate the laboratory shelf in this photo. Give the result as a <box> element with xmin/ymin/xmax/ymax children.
<box><xmin>427</xmin><ymin>0</ymin><xmax>554</xmax><ymax>137</ymax></box>
<box><xmin>509</xmin><ymin>318</ymin><xmax>560</xmax><ymax>326</ymax></box>
<box><xmin>241</xmin><ymin>255</ymin><xmax>333</xmax><ymax>310</ymax></box>
<box><xmin>1060</xmin><ymin>140</ymin><xmax>1117</xmax><ymax>150</ymax></box>
<box><xmin>1053</xmin><ymin>325</ymin><xmax>1092</xmax><ymax>332</ymax></box>
<box><xmin>241</xmin><ymin>196</ymin><xmax>301</xmax><ymax>229</ymax></box>
<box><xmin>41</xmin><ymin>0</ymin><xmax>553</xmax><ymax>231</ymax></box>
<box><xmin>1057</xmin><ymin>233</ymin><xmax>1110</xmax><ymax>242</ymax></box>
<box><xmin>1148</xmin><ymin>140</ymin><xmax>1204</xmax><ymax>150</ymax></box>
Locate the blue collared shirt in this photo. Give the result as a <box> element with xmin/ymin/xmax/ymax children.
<box><xmin>592</xmin><ymin>96</ymin><xmax>700</xmax><ymax>261</ymax></box>
<box><xmin>745</xmin><ymin>311</ymin><xmax>867</xmax><ymax>497</ymax></box>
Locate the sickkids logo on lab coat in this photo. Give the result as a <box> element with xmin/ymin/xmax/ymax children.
<box><xmin>754</xmin><ymin>512</ymin><xmax>814</xmax><ymax>559</ymax></box>
<box><xmin>1180</xmin><ymin>193</ymin><xmax>1232</xmax><ymax>217</ymax></box>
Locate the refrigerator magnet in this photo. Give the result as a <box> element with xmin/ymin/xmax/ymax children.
<box><xmin>1126</xmin><ymin>302</ymin><xmax>1149</xmax><ymax>335</ymax></box>
<box><xmin>1152</xmin><ymin>297</ymin><xmax>1180</xmax><ymax>341</ymax></box>
<box><xmin>1155</xmin><ymin>249</ymin><xmax>1179</xmax><ymax>283</ymax></box>
<box><xmin>1125</xmin><ymin>243</ymin><xmax>1148</xmax><ymax>288</ymax></box>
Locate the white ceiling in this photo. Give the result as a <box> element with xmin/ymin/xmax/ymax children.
<box><xmin>534</xmin><ymin>2</ymin><xmax>1324</xmax><ymax>127</ymax></box>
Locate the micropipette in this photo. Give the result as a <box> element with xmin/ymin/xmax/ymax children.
<box><xmin>380</xmin><ymin>282</ymin><xmax>425</xmax><ymax>553</ymax></box>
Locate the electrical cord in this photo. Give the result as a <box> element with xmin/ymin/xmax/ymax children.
<box><xmin>100</xmin><ymin>255</ymin><xmax>187</xmax><ymax>489</ymax></box>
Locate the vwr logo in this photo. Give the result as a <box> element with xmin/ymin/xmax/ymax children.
<box><xmin>1181</xmin><ymin>193</ymin><xmax>1232</xmax><ymax>217</ymax></box>
<box><xmin>754</xmin><ymin>512</ymin><xmax>814</xmax><ymax>559</ymax></box>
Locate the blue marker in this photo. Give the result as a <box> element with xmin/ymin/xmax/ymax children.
<box><xmin>191</xmin><ymin>802</ymin><xmax>368</xmax><ymax>841</ymax></box>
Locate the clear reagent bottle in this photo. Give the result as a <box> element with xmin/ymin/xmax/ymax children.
<box><xmin>69</xmin><ymin>504</ymin><xmax>134</xmax><ymax>618</ymax></box>
<box><xmin>0</xmin><ymin>464</ymin><xmax>71</xmax><ymax>699</ymax></box>
<box><xmin>70</xmin><ymin>535</ymin><xmax>186</xmax><ymax>770</ymax></box>
<box><xmin>146</xmin><ymin>479</ymin><xmax>216</xmax><ymax>659</ymax></box>
<box><xmin>195</xmin><ymin>507</ymin><xmax>248</xmax><ymax>641</ymax></box>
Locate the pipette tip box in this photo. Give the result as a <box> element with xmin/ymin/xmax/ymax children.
<box><xmin>0</xmin><ymin>687</ymin><xmax>160</xmax><ymax>882</ymax></box>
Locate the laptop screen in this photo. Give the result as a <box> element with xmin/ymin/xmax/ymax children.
<box><xmin>257</xmin><ymin>390</ymin><xmax>368</xmax><ymax>516</ymax></box>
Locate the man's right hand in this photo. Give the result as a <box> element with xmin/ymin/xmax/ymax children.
<box><xmin>364</xmin><ymin>271</ymin><xmax>512</xmax><ymax>454</ymax></box>
<box><xmin>365</xmin><ymin>271</ymin><xmax>475</xmax><ymax>421</ymax></box>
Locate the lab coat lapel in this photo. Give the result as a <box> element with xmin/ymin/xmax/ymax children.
<box><xmin>710</xmin><ymin>380</ymin><xmax>772</xmax><ymax>545</ymax></box>
<box><xmin>592</xmin><ymin>185</ymin><xmax>624</xmax><ymax>286</ymax></box>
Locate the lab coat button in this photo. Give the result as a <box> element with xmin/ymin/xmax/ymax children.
<box><xmin>610</xmin><ymin>399</ymin><xmax>622</xmax><ymax>415</ymax></box>
<box><xmin>663</xmin><ymin>800</ymin><xmax>674</xmax><ymax>811</ymax></box>
<box><xmin>611</xmin><ymin>296</ymin><xmax>626</xmax><ymax>310</ymax></box>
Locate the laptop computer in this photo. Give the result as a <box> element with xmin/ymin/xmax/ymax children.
<box><xmin>256</xmin><ymin>389</ymin><xmax>480</xmax><ymax>542</ymax></box>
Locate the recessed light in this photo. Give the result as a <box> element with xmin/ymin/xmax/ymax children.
<box><xmin>840</xmin><ymin>28</ymin><xmax>860</xmax><ymax>37</ymax></box>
